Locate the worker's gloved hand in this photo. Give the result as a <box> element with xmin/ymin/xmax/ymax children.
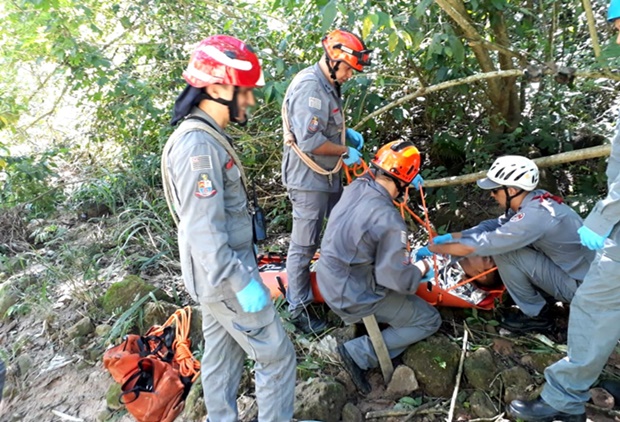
<box><xmin>421</xmin><ymin>267</ymin><xmax>435</xmax><ymax>282</ymax></box>
<box><xmin>343</xmin><ymin>146</ymin><xmax>362</xmax><ymax>166</ymax></box>
<box><xmin>235</xmin><ymin>279</ymin><xmax>270</xmax><ymax>313</ymax></box>
<box><xmin>345</xmin><ymin>128</ymin><xmax>364</xmax><ymax>151</ymax></box>
<box><xmin>410</xmin><ymin>174</ymin><xmax>424</xmax><ymax>190</ymax></box>
<box><xmin>432</xmin><ymin>233</ymin><xmax>453</xmax><ymax>244</ymax></box>
<box><xmin>577</xmin><ymin>226</ymin><xmax>609</xmax><ymax>250</ymax></box>
<box><xmin>414</xmin><ymin>246</ymin><xmax>433</xmax><ymax>261</ymax></box>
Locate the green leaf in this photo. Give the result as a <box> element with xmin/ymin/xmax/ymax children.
<box><xmin>362</xmin><ymin>15</ymin><xmax>374</xmax><ymax>39</ymax></box>
<box><xmin>388</xmin><ymin>31</ymin><xmax>399</xmax><ymax>52</ymax></box>
<box><xmin>321</xmin><ymin>1</ymin><xmax>337</xmax><ymax>33</ymax></box>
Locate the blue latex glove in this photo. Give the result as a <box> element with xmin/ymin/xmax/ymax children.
<box><xmin>235</xmin><ymin>279</ymin><xmax>270</xmax><ymax>313</ymax></box>
<box><xmin>421</xmin><ymin>268</ymin><xmax>435</xmax><ymax>282</ymax></box>
<box><xmin>577</xmin><ymin>226</ymin><xmax>608</xmax><ymax>250</ymax></box>
<box><xmin>343</xmin><ymin>146</ymin><xmax>362</xmax><ymax>166</ymax></box>
<box><xmin>415</xmin><ymin>246</ymin><xmax>433</xmax><ymax>261</ymax></box>
<box><xmin>432</xmin><ymin>233</ymin><xmax>453</xmax><ymax>244</ymax></box>
<box><xmin>345</xmin><ymin>128</ymin><xmax>364</xmax><ymax>151</ymax></box>
<box><xmin>410</xmin><ymin>174</ymin><xmax>424</xmax><ymax>190</ymax></box>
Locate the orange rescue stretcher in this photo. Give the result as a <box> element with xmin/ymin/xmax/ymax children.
<box><xmin>259</xmin><ymin>160</ymin><xmax>505</xmax><ymax>310</ymax></box>
<box><xmin>257</xmin><ymin>253</ymin><xmax>504</xmax><ymax>310</ymax></box>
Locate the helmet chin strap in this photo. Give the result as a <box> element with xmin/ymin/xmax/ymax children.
<box><xmin>503</xmin><ymin>186</ymin><xmax>524</xmax><ymax>212</ymax></box>
<box><xmin>325</xmin><ymin>56</ymin><xmax>342</xmax><ymax>97</ymax></box>
<box><xmin>199</xmin><ymin>86</ymin><xmax>248</xmax><ymax>126</ymax></box>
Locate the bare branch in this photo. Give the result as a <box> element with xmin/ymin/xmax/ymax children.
<box><xmin>424</xmin><ymin>144</ymin><xmax>612</xmax><ymax>188</ymax></box>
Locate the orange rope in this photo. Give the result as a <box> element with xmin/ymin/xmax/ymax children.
<box><xmin>445</xmin><ymin>266</ymin><xmax>498</xmax><ymax>292</ymax></box>
<box><xmin>344</xmin><ymin>160</ymin><xmax>369</xmax><ymax>184</ymax></box>
<box><xmin>151</xmin><ymin>306</ymin><xmax>201</xmax><ymax>381</ymax></box>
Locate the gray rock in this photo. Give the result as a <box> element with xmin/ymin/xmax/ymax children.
<box><xmin>464</xmin><ymin>347</ymin><xmax>497</xmax><ymax>390</ymax></box>
<box><xmin>95</xmin><ymin>324</ymin><xmax>113</xmax><ymax>338</ymax></box>
<box><xmin>15</xmin><ymin>354</ymin><xmax>33</xmax><ymax>376</ymax></box>
<box><xmin>341</xmin><ymin>402</ymin><xmax>363</xmax><ymax>422</ymax></box>
<box><xmin>590</xmin><ymin>387</ymin><xmax>614</xmax><ymax>409</ymax></box>
<box><xmin>105</xmin><ymin>383</ymin><xmax>124</xmax><ymax>410</ymax></box>
<box><xmin>385</xmin><ymin>365</ymin><xmax>419</xmax><ymax>399</ymax></box>
<box><xmin>67</xmin><ymin>316</ymin><xmax>94</xmax><ymax>339</ymax></box>
<box><xmin>96</xmin><ymin>409</ymin><xmax>112</xmax><ymax>422</ymax></box>
<box><xmin>183</xmin><ymin>377</ymin><xmax>207</xmax><ymax>421</ymax></box>
<box><xmin>189</xmin><ymin>306</ymin><xmax>203</xmax><ymax>349</ymax></box>
<box><xmin>500</xmin><ymin>366</ymin><xmax>535</xmax><ymax>403</ymax></box>
<box><xmin>143</xmin><ymin>301</ymin><xmax>179</xmax><ymax>328</ymax></box>
<box><xmin>520</xmin><ymin>353</ymin><xmax>563</xmax><ymax>374</ymax></box>
<box><xmin>402</xmin><ymin>335</ymin><xmax>461</xmax><ymax>397</ymax></box>
<box><xmin>469</xmin><ymin>390</ymin><xmax>497</xmax><ymax>418</ymax></box>
<box><xmin>294</xmin><ymin>379</ymin><xmax>347</xmax><ymax>422</ymax></box>
<box><xmin>0</xmin><ymin>286</ymin><xmax>19</xmax><ymax>319</ymax></box>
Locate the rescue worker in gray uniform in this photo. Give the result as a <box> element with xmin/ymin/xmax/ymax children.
<box><xmin>162</xmin><ymin>36</ymin><xmax>296</xmax><ymax>422</ymax></box>
<box><xmin>419</xmin><ymin>156</ymin><xmax>594</xmax><ymax>332</ymax></box>
<box><xmin>317</xmin><ymin>140</ymin><xmax>440</xmax><ymax>394</ymax></box>
<box><xmin>281</xmin><ymin>29</ymin><xmax>372</xmax><ymax>333</ymax></box>
<box><xmin>508</xmin><ymin>5</ymin><xmax>620</xmax><ymax>419</ymax></box>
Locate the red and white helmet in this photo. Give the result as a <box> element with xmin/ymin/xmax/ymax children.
<box><xmin>183</xmin><ymin>35</ymin><xmax>265</xmax><ymax>89</ymax></box>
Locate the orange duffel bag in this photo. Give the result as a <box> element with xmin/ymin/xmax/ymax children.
<box><xmin>103</xmin><ymin>306</ymin><xmax>200</xmax><ymax>422</ymax></box>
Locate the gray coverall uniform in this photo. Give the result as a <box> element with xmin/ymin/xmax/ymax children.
<box><xmin>282</xmin><ymin>63</ymin><xmax>344</xmax><ymax>316</ymax></box>
<box><xmin>164</xmin><ymin>108</ymin><xmax>296</xmax><ymax>422</ymax></box>
<box><xmin>459</xmin><ymin>190</ymin><xmax>595</xmax><ymax>317</ymax></box>
<box><xmin>541</xmin><ymin>118</ymin><xmax>620</xmax><ymax>415</ymax></box>
<box><xmin>316</xmin><ymin>174</ymin><xmax>442</xmax><ymax>370</ymax></box>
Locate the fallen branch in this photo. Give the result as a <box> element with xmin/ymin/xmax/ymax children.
<box><xmin>51</xmin><ymin>410</ymin><xmax>84</xmax><ymax>422</ymax></box>
<box><xmin>402</xmin><ymin>399</ymin><xmax>442</xmax><ymax>422</ymax></box>
<box><xmin>448</xmin><ymin>326</ymin><xmax>469</xmax><ymax>422</ymax></box>
<box><xmin>424</xmin><ymin>144</ymin><xmax>612</xmax><ymax>188</ymax></box>
<box><xmin>468</xmin><ymin>412</ymin><xmax>507</xmax><ymax>422</ymax></box>
<box><xmin>365</xmin><ymin>406</ymin><xmax>447</xmax><ymax>419</ymax></box>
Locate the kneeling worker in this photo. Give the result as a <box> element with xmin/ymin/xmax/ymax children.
<box><xmin>316</xmin><ymin>140</ymin><xmax>440</xmax><ymax>394</ymax></box>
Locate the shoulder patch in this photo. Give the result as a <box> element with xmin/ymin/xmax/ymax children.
<box><xmin>190</xmin><ymin>155</ymin><xmax>212</xmax><ymax>171</ymax></box>
<box><xmin>308</xmin><ymin>116</ymin><xmax>319</xmax><ymax>133</ymax></box>
<box><xmin>309</xmin><ymin>97</ymin><xmax>322</xmax><ymax>110</ymax></box>
<box><xmin>510</xmin><ymin>212</ymin><xmax>525</xmax><ymax>222</ymax></box>
<box><xmin>195</xmin><ymin>173</ymin><xmax>217</xmax><ymax>198</ymax></box>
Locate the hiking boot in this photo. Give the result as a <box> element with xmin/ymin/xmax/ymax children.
<box><xmin>507</xmin><ymin>397</ymin><xmax>586</xmax><ymax>422</ymax></box>
<box><xmin>291</xmin><ymin>311</ymin><xmax>329</xmax><ymax>334</ymax></box>
<box><xmin>337</xmin><ymin>344</ymin><xmax>371</xmax><ymax>395</ymax></box>
<box><xmin>500</xmin><ymin>307</ymin><xmax>552</xmax><ymax>333</ymax></box>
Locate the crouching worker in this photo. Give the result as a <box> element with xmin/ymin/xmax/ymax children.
<box><xmin>316</xmin><ymin>140</ymin><xmax>441</xmax><ymax>394</ymax></box>
<box><xmin>419</xmin><ymin>156</ymin><xmax>595</xmax><ymax>332</ymax></box>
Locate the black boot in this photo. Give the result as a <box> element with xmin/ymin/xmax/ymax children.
<box><xmin>291</xmin><ymin>310</ymin><xmax>328</xmax><ymax>334</ymax></box>
<box><xmin>500</xmin><ymin>306</ymin><xmax>552</xmax><ymax>333</ymax></box>
<box><xmin>507</xmin><ymin>397</ymin><xmax>586</xmax><ymax>422</ymax></box>
<box><xmin>337</xmin><ymin>344</ymin><xmax>371</xmax><ymax>395</ymax></box>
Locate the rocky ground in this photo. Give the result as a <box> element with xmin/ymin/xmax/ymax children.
<box><xmin>2</xmin><ymin>215</ymin><xmax>620</xmax><ymax>422</ymax></box>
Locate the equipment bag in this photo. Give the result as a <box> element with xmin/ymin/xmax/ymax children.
<box><xmin>103</xmin><ymin>306</ymin><xmax>200</xmax><ymax>422</ymax></box>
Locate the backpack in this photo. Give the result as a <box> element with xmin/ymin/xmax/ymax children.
<box><xmin>103</xmin><ymin>306</ymin><xmax>200</xmax><ymax>422</ymax></box>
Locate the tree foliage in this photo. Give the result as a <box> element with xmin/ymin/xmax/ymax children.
<box><xmin>0</xmin><ymin>0</ymin><xmax>618</xmax><ymax>225</ymax></box>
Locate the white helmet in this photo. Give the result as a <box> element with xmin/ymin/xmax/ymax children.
<box><xmin>477</xmin><ymin>155</ymin><xmax>539</xmax><ymax>191</ymax></box>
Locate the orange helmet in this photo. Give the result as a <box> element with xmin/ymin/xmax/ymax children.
<box><xmin>371</xmin><ymin>140</ymin><xmax>421</xmax><ymax>184</ymax></box>
<box><xmin>183</xmin><ymin>35</ymin><xmax>265</xmax><ymax>89</ymax></box>
<box><xmin>322</xmin><ymin>29</ymin><xmax>372</xmax><ymax>72</ymax></box>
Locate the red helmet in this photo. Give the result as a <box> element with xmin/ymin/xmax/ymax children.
<box><xmin>183</xmin><ymin>35</ymin><xmax>265</xmax><ymax>89</ymax></box>
<box><xmin>322</xmin><ymin>29</ymin><xmax>372</xmax><ymax>72</ymax></box>
<box><xmin>371</xmin><ymin>140</ymin><xmax>421</xmax><ymax>184</ymax></box>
